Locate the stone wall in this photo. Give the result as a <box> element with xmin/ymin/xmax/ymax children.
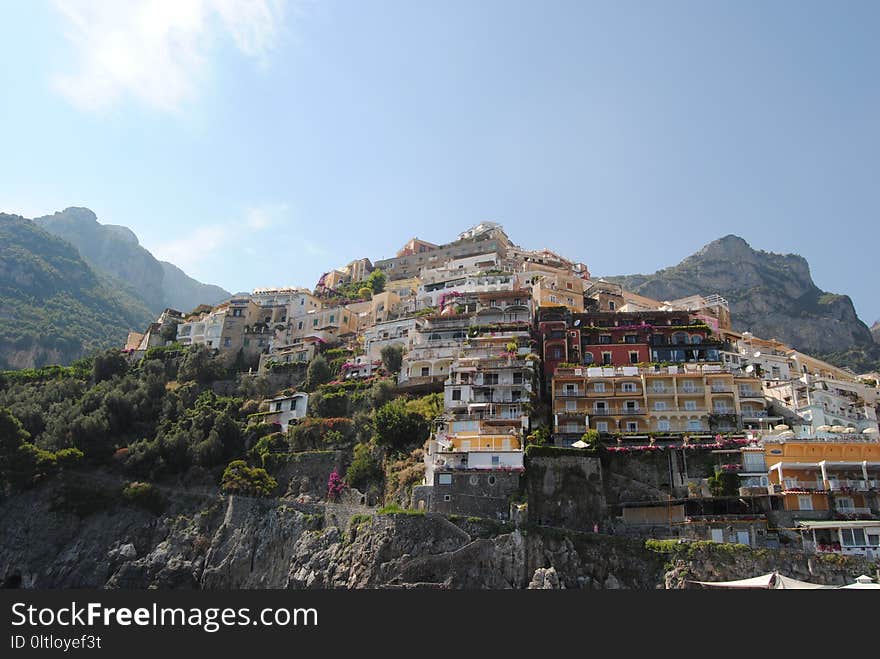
<box><xmin>526</xmin><ymin>455</ymin><xmax>606</xmax><ymax>531</ymax></box>
<box><xmin>412</xmin><ymin>471</ymin><xmax>521</xmax><ymax>520</ymax></box>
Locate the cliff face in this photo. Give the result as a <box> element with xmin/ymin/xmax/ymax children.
<box><xmin>35</xmin><ymin>208</ymin><xmax>167</xmax><ymax>312</ymax></box>
<box><xmin>33</xmin><ymin>207</ymin><xmax>230</xmax><ymax>315</ymax></box>
<box><xmin>0</xmin><ymin>475</ymin><xmax>870</xmax><ymax>590</ymax></box>
<box><xmin>0</xmin><ymin>214</ymin><xmax>152</xmax><ymax>369</ymax></box>
<box><xmin>872</xmin><ymin>321</ymin><xmax>880</xmax><ymax>344</ymax></box>
<box><xmin>159</xmin><ymin>261</ymin><xmax>231</xmax><ymax>316</ymax></box>
<box><xmin>609</xmin><ymin>235</ymin><xmax>877</xmax><ymax>368</ymax></box>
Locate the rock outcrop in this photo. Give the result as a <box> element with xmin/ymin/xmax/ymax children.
<box><xmin>609</xmin><ymin>235</ymin><xmax>878</xmax><ymax>370</ymax></box>
<box><xmin>0</xmin><ymin>476</ymin><xmax>872</xmax><ymax>590</ymax></box>
<box><xmin>34</xmin><ymin>207</ymin><xmax>230</xmax><ymax>314</ymax></box>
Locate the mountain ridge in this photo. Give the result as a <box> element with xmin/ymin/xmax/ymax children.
<box><xmin>33</xmin><ymin>207</ymin><xmax>230</xmax><ymax>314</ymax></box>
<box><xmin>607</xmin><ymin>234</ymin><xmax>878</xmax><ymax>371</ymax></box>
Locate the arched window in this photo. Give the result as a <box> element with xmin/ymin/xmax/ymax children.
<box><xmin>673</xmin><ymin>332</ymin><xmax>689</xmax><ymax>345</ymax></box>
<box><xmin>690</xmin><ymin>335</ymin><xmax>702</xmax><ymax>344</ymax></box>
<box><xmin>583</xmin><ymin>352</ymin><xmax>594</xmax><ymax>365</ymax></box>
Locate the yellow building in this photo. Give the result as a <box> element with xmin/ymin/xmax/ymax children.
<box><xmin>552</xmin><ymin>364</ymin><xmax>770</xmax><ymax>439</ymax></box>
<box><xmin>764</xmin><ymin>437</ymin><xmax>880</xmax><ymax>516</ymax></box>
<box><xmin>532</xmin><ymin>271</ymin><xmax>585</xmax><ymax>312</ymax></box>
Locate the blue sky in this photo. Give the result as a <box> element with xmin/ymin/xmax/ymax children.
<box><xmin>1</xmin><ymin>1</ymin><xmax>878</xmax><ymax>323</ymax></box>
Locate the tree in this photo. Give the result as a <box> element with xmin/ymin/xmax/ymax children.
<box><xmin>92</xmin><ymin>349</ymin><xmax>128</xmax><ymax>383</ymax></box>
<box><xmin>366</xmin><ymin>269</ymin><xmax>386</xmax><ymax>294</ymax></box>
<box><xmin>380</xmin><ymin>344</ymin><xmax>404</xmax><ymax>374</ymax></box>
<box><xmin>345</xmin><ymin>441</ymin><xmax>384</xmax><ymax>492</ymax></box>
<box><xmin>358</xmin><ymin>286</ymin><xmax>373</xmax><ymax>299</ymax></box>
<box><xmin>305</xmin><ymin>354</ymin><xmax>331</xmax><ymax>390</ymax></box>
<box><xmin>373</xmin><ymin>398</ymin><xmax>428</xmax><ymax>453</ymax></box>
<box><xmin>220</xmin><ymin>460</ymin><xmax>277</xmax><ymax>497</ymax></box>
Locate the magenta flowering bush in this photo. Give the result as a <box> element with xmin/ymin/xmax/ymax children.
<box><xmin>327</xmin><ymin>468</ymin><xmax>347</xmax><ymax>500</ymax></box>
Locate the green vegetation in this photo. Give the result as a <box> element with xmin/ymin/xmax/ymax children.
<box><xmin>380</xmin><ymin>344</ymin><xmax>403</xmax><ymax>374</ymax></box>
<box><xmin>0</xmin><ymin>214</ymin><xmax>153</xmax><ymax>369</ymax></box>
<box><xmin>220</xmin><ymin>460</ymin><xmax>277</xmax><ymax>497</ymax></box>
<box><xmin>121</xmin><ymin>481</ymin><xmax>166</xmax><ymax>515</ymax></box>
<box><xmin>377</xmin><ymin>503</ymin><xmax>425</xmax><ymax>515</ymax></box>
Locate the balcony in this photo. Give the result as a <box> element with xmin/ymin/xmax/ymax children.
<box><xmin>710</xmin><ymin>385</ymin><xmax>734</xmax><ymax>393</ymax></box>
<box><xmin>834</xmin><ymin>507</ymin><xmax>873</xmax><ymax>516</ymax></box>
<box><xmin>678</xmin><ymin>386</ymin><xmax>705</xmax><ymax>395</ymax></box>
<box><xmin>780</xmin><ymin>479</ymin><xmax>824</xmax><ymax>491</ymax></box>
<box><xmin>557</xmin><ymin>389</ymin><xmax>584</xmax><ymax>398</ymax></box>
<box><xmin>738</xmin><ymin>390</ymin><xmax>763</xmax><ymax>399</ymax></box>
<box><xmin>828</xmin><ymin>479</ymin><xmax>876</xmax><ymax>492</ymax></box>
<box><xmin>647</xmin><ymin>386</ymin><xmax>675</xmax><ymax>396</ymax></box>
<box><xmin>615</xmin><ymin>387</ymin><xmax>643</xmax><ymax>396</ymax></box>
<box><xmin>589</xmin><ymin>406</ymin><xmax>647</xmax><ymax>416</ymax></box>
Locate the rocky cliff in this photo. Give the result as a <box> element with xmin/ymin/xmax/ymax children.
<box><xmin>609</xmin><ymin>235</ymin><xmax>878</xmax><ymax>370</ymax></box>
<box><xmin>0</xmin><ymin>473</ymin><xmax>872</xmax><ymax>590</ymax></box>
<box><xmin>0</xmin><ymin>214</ymin><xmax>152</xmax><ymax>369</ymax></box>
<box><xmin>34</xmin><ymin>207</ymin><xmax>230</xmax><ymax>314</ymax></box>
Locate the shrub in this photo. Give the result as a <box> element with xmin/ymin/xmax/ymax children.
<box><xmin>380</xmin><ymin>345</ymin><xmax>403</xmax><ymax>374</ymax></box>
<box><xmin>373</xmin><ymin>398</ymin><xmax>429</xmax><ymax>453</ymax></box>
<box><xmin>346</xmin><ymin>441</ymin><xmax>384</xmax><ymax>492</ymax></box>
<box><xmin>122</xmin><ymin>481</ymin><xmax>166</xmax><ymax>515</ymax></box>
<box><xmin>220</xmin><ymin>460</ymin><xmax>277</xmax><ymax>497</ymax></box>
<box><xmin>327</xmin><ymin>468</ymin><xmax>346</xmax><ymax>500</ymax></box>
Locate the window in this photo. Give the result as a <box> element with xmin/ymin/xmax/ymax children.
<box><xmin>602</xmin><ymin>352</ymin><xmax>612</xmax><ymax>365</ymax></box>
<box><xmin>629</xmin><ymin>351</ymin><xmax>639</xmax><ymax>364</ymax></box>
<box><xmin>797</xmin><ymin>496</ymin><xmax>813</xmax><ymax>511</ymax></box>
<box><xmin>841</xmin><ymin>528</ymin><xmax>866</xmax><ymax>546</ymax></box>
<box><xmin>836</xmin><ymin>497</ymin><xmax>854</xmax><ymax>510</ymax></box>
<box><xmin>491</xmin><ymin>456</ymin><xmax>500</xmax><ymax>467</ymax></box>
<box><xmin>565</xmin><ymin>400</ymin><xmax>577</xmax><ymax>412</ymax></box>
<box><xmin>223</xmin><ymin>338</ymin><xmax>231</xmax><ymax>347</ymax></box>
<box><xmin>654</xmin><ymin>401</ymin><xmax>667</xmax><ymax>411</ymax></box>
<box><xmin>594</xmin><ymin>382</ymin><xmax>606</xmax><ymax>392</ymax></box>
<box><xmin>438</xmin><ymin>474</ymin><xmax>452</xmax><ymax>485</ymax></box>
<box><xmin>596</xmin><ymin>422</ymin><xmax>608</xmax><ymax>432</ymax></box>
<box><xmin>599</xmin><ymin>335</ymin><xmax>612</xmax><ymax>344</ymax></box>
<box><xmin>421</xmin><ymin>367</ymin><xmax>430</xmax><ymax>377</ymax></box>
<box><xmin>625</xmin><ymin>401</ymin><xmax>638</xmax><ymax>411</ymax></box>
<box><xmin>443</xmin><ymin>494</ymin><xmax>452</xmax><ymax>502</ymax></box>
<box><xmin>657</xmin><ymin>420</ymin><xmax>670</xmax><ymax>432</ymax></box>
<box><xmin>626</xmin><ymin>422</ymin><xmax>638</xmax><ymax>432</ymax></box>
<box><xmin>608</xmin><ymin>301</ymin><xmax>616</xmax><ymax>311</ymax></box>
<box><xmin>513</xmin><ymin>372</ymin><xmax>523</xmax><ymax>384</ymax></box>
<box><xmin>488</xmin><ymin>475</ymin><xmax>497</xmax><ymax>485</ymax></box>
<box><xmin>622</xmin><ymin>382</ymin><xmax>637</xmax><ymax>392</ymax></box>
<box><xmin>684</xmin><ymin>400</ymin><xmax>697</xmax><ymax>411</ymax></box>
<box><xmin>451</xmin><ymin>389</ymin><xmax>462</xmax><ymax>401</ymax></box>
<box><xmin>594</xmin><ymin>401</ymin><xmax>607</xmax><ymax>412</ymax></box>
<box><xmin>552</xmin><ymin>348</ymin><xmax>563</xmax><ymax>360</ymax></box>
<box><xmin>485</xmin><ymin>374</ymin><xmax>499</xmax><ymax>385</ymax></box>
<box><xmin>583</xmin><ymin>352</ymin><xmax>594</xmax><ymax>365</ymax></box>
<box><xmin>564</xmin><ymin>383</ymin><xmax>578</xmax><ymax>395</ymax></box>
<box><xmin>624</xmin><ymin>335</ymin><xmax>638</xmax><ymax>344</ymax></box>
<box><xmin>687</xmin><ymin>420</ymin><xmax>702</xmax><ymax>431</ymax></box>
<box><xmin>298</xmin><ymin>321</ymin><xmax>303</xmax><ymax>330</ymax></box>
<box><xmin>313</xmin><ymin>319</ymin><xmax>318</xmax><ymax>327</ymax></box>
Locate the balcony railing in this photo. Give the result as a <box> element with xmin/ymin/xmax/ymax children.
<box><xmin>710</xmin><ymin>385</ymin><xmax>734</xmax><ymax>393</ymax></box>
<box><xmin>678</xmin><ymin>386</ymin><xmax>705</xmax><ymax>394</ymax></box>
<box><xmin>589</xmin><ymin>406</ymin><xmax>648</xmax><ymax>416</ymax></box>
<box><xmin>739</xmin><ymin>390</ymin><xmax>763</xmax><ymax>399</ymax></box>
<box><xmin>828</xmin><ymin>479</ymin><xmax>876</xmax><ymax>491</ymax></box>
<box><xmin>835</xmin><ymin>507</ymin><xmax>873</xmax><ymax>516</ymax></box>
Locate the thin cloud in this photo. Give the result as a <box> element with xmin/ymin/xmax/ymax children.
<box><xmin>152</xmin><ymin>203</ymin><xmax>288</xmax><ymax>270</ymax></box>
<box><xmin>50</xmin><ymin>0</ymin><xmax>287</xmax><ymax>114</ymax></box>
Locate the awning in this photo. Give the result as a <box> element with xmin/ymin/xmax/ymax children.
<box><xmin>691</xmin><ymin>571</ymin><xmax>832</xmax><ymax>589</ymax></box>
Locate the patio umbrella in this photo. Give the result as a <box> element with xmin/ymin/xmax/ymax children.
<box><xmin>863</xmin><ymin>427</ymin><xmax>879</xmax><ymax>434</ymax></box>
<box><xmin>774</xmin><ymin>424</ymin><xmax>790</xmax><ymax>431</ymax></box>
<box><xmin>816</xmin><ymin>425</ymin><xmax>832</xmax><ymax>432</ymax></box>
<box><xmin>571</xmin><ymin>440</ymin><xmax>589</xmax><ymax>449</ymax></box>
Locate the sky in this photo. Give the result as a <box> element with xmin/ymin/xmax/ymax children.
<box><xmin>1</xmin><ymin>1</ymin><xmax>878</xmax><ymax>323</ymax></box>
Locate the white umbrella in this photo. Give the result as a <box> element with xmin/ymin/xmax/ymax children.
<box><xmin>571</xmin><ymin>440</ymin><xmax>589</xmax><ymax>449</ymax></box>
<box><xmin>816</xmin><ymin>425</ymin><xmax>832</xmax><ymax>432</ymax></box>
<box><xmin>774</xmin><ymin>424</ymin><xmax>790</xmax><ymax>431</ymax></box>
<box><xmin>777</xmin><ymin>430</ymin><xmax>795</xmax><ymax>438</ymax></box>
<box><xmin>844</xmin><ymin>427</ymin><xmax>857</xmax><ymax>434</ymax></box>
<box><xmin>862</xmin><ymin>427</ymin><xmax>879</xmax><ymax>434</ymax></box>
<box><xmin>831</xmin><ymin>425</ymin><xmax>847</xmax><ymax>433</ymax></box>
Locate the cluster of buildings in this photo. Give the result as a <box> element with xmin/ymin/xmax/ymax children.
<box><xmin>123</xmin><ymin>223</ymin><xmax>880</xmax><ymax>556</ymax></box>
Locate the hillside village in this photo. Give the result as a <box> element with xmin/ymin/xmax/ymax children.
<box><xmin>114</xmin><ymin>222</ymin><xmax>880</xmax><ymax>562</ymax></box>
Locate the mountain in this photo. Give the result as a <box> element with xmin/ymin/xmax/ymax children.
<box><xmin>872</xmin><ymin>321</ymin><xmax>880</xmax><ymax>344</ymax></box>
<box><xmin>34</xmin><ymin>207</ymin><xmax>230</xmax><ymax>314</ymax></box>
<box><xmin>159</xmin><ymin>260</ymin><xmax>232</xmax><ymax>315</ymax></box>
<box><xmin>608</xmin><ymin>235</ymin><xmax>880</xmax><ymax>371</ymax></box>
<box><xmin>0</xmin><ymin>214</ymin><xmax>153</xmax><ymax>369</ymax></box>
